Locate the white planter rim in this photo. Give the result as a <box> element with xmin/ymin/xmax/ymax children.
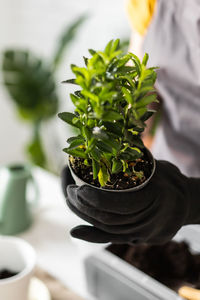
<box><xmin>0</xmin><ymin>236</ymin><xmax>36</xmax><ymax>285</ymax></box>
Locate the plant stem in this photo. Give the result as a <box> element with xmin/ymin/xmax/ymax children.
<box><xmin>26</xmin><ymin>121</ymin><xmax>47</xmax><ymax>168</ymax></box>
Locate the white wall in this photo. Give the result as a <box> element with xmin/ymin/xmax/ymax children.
<box><xmin>0</xmin><ymin>0</ymin><xmax>130</xmax><ymax>171</ymax></box>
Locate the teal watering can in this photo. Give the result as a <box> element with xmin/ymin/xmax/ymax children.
<box><xmin>0</xmin><ymin>164</ymin><xmax>38</xmax><ymax>235</ymax></box>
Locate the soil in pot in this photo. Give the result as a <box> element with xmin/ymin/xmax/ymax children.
<box><xmin>69</xmin><ymin>149</ymin><xmax>153</xmax><ymax>190</ymax></box>
<box><xmin>107</xmin><ymin>241</ymin><xmax>200</xmax><ymax>291</ymax></box>
<box><xmin>0</xmin><ymin>269</ymin><xmax>18</xmax><ymax>279</ymax></box>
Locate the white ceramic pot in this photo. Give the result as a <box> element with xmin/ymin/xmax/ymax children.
<box><xmin>0</xmin><ymin>236</ymin><xmax>36</xmax><ymax>300</ymax></box>
<box><xmin>68</xmin><ymin>148</ymin><xmax>156</xmax><ymax>192</ymax></box>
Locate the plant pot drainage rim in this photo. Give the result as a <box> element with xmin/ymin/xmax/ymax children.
<box><xmin>68</xmin><ymin>149</ymin><xmax>156</xmax><ymax>192</ymax></box>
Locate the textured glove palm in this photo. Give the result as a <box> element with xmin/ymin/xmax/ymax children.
<box><xmin>62</xmin><ymin>160</ymin><xmax>200</xmax><ymax>244</ymax></box>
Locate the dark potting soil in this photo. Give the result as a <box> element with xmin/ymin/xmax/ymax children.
<box><xmin>107</xmin><ymin>241</ymin><xmax>200</xmax><ymax>291</ymax></box>
<box><xmin>0</xmin><ymin>269</ymin><xmax>18</xmax><ymax>280</ymax></box>
<box><xmin>69</xmin><ymin>149</ymin><xmax>153</xmax><ymax>190</ymax></box>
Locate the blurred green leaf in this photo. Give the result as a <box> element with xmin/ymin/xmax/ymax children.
<box><xmin>52</xmin><ymin>14</ymin><xmax>87</xmax><ymax>69</ymax></box>
<box><xmin>2</xmin><ymin>50</ymin><xmax>58</xmax><ymax>122</ymax></box>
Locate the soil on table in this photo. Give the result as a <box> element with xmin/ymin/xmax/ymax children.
<box><xmin>0</xmin><ymin>269</ymin><xmax>18</xmax><ymax>280</ymax></box>
<box><xmin>107</xmin><ymin>241</ymin><xmax>200</xmax><ymax>291</ymax></box>
<box><xmin>69</xmin><ymin>149</ymin><xmax>153</xmax><ymax>190</ymax></box>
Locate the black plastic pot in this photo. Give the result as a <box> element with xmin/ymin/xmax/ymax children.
<box><xmin>67</xmin><ymin>148</ymin><xmax>156</xmax><ymax>192</ymax></box>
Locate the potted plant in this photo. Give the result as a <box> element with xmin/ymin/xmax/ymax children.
<box><xmin>58</xmin><ymin>39</ymin><xmax>158</xmax><ymax>191</ymax></box>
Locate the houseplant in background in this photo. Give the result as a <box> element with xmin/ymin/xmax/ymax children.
<box><xmin>59</xmin><ymin>39</ymin><xmax>158</xmax><ymax>191</ymax></box>
<box><xmin>2</xmin><ymin>15</ymin><xmax>86</xmax><ymax>171</ymax></box>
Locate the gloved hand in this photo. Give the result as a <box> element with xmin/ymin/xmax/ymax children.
<box><xmin>61</xmin><ymin>165</ymin><xmax>75</xmax><ymax>198</ymax></box>
<box><xmin>63</xmin><ymin>161</ymin><xmax>200</xmax><ymax>244</ymax></box>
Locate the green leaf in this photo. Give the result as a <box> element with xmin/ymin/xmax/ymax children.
<box><xmin>122</xmin><ymin>87</ymin><xmax>133</xmax><ymax>104</ymax></box>
<box><xmin>96</xmin><ymin>141</ymin><xmax>113</xmax><ymax>153</ymax></box>
<box><xmin>111</xmin><ymin>39</ymin><xmax>120</xmax><ymax>52</ymax></box>
<box><xmin>84</xmin><ymin>159</ymin><xmax>90</xmax><ymax>166</ymax></box>
<box><xmin>136</xmin><ymin>94</ymin><xmax>158</xmax><ymax>108</ymax></box>
<box><xmin>72</xmin><ymin>67</ymin><xmax>90</xmax><ymax>82</ymax></box>
<box><xmin>58</xmin><ymin>112</ymin><xmax>81</xmax><ymax>128</ymax></box>
<box><xmin>130</xmin><ymin>53</ymin><xmax>141</xmax><ymax>75</ymax></box>
<box><xmin>136</xmin><ymin>107</ymin><xmax>147</xmax><ymax>118</ymax></box>
<box><xmin>142</xmin><ymin>53</ymin><xmax>149</xmax><ymax>66</ymax></box>
<box><xmin>87</xmin><ymin>118</ymin><xmax>96</xmax><ymax>128</ymax></box>
<box><xmin>112</xmin><ymin>159</ymin><xmax>122</xmax><ymax>174</ymax></box>
<box><xmin>103</xmin><ymin>121</ymin><xmax>123</xmax><ymax>137</ymax></box>
<box><xmin>70</xmin><ymin>93</ymin><xmax>80</xmax><ymax>106</ymax></box>
<box><xmin>105</xmin><ymin>40</ymin><xmax>113</xmax><ymax>56</ymax></box>
<box><xmin>125</xmin><ymin>130</ymin><xmax>145</xmax><ymax>148</ymax></box>
<box><xmin>82</xmin><ymin>126</ymin><xmax>91</xmax><ymax>140</ymax></box>
<box><xmin>119</xmin><ymin>75</ymin><xmax>135</xmax><ymax>88</ymax></box>
<box><xmin>117</xmin><ymin>54</ymin><xmax>131</xmax><ymax>68</ymax></box>
<box><xmin>102</xmin><ymin>110</ymin><xmax>123</xmax><ymax>121</ymax></box>
<box><xmin>121</xmin><ymin>147</ymin><xmax>142</xmax><ymax>160</ymax></box>
<box><xmin>83</xmin><ymin>56</ymin><xmax>88</xmax><ymax>66</ymax></box>
<box><xmin>90</xmin><ymin>147</ymin><xmax>101</xmax><ymax>161</ymax></box>
<box><xmin>67</xmin><ymin>137</ymin><xmax>85</xmax><ymax>149</ymax></box>
<box><xmin>110</xmin><ymin>50</ymin><xmax>122</xmax><ymax>60</ymax></box>
<box><xmin>92</xmin><ymin>127</ymin><xmax>108</xmax><ymax>140</ymax></box>
<box><xmin>121</xmin><ymin>160</ymin><xmax>128</xmax><ymax>172</ymax></box>
<box><xmin>117</xmin><ymin>65</ymin><xmax>136</xmax><ymax>74</ymax></box>
<box><xmin>70</xmin><ymin>93</ymin><xmax>87</xmax><ymax>113</ymax></box>
<box><xmin>98</xmin><ymin>164</ymin><xmax>109</xmax><ymax>187</ymax></box>
<box><xmin>62</xmin><ymin>79</ymin><xmax>77</xmax><ymax>85</ymax></box>
<box><xmin>92</xmin><ymin>159</ymin><xmax>100</xmax><ymax>179</ymax></box>
<box><xmin>72</xmin><ymin>117</ymin><xmax>82</xmax><ymax>127</ymax></box>
<box><xmin>103</xmin><ymin>138</ymin><xmax>120</xmax><ymax>154</ymax></box>
<box><xmin>63</xmin><ymin>147</ymin><xmax>87</xmax><ymax>158</ymax></box>
<box><xmin>140</xmin><ymin>110</ymin><xmax>155</xmax><ymax>121</ymax></box>
<box><xmin>81</xmin><ymin>90</ymin><xmax>99</xmax><ymax>102</ymax></box>
<box><xmin>67</xmin><ymin>135</ymin><xmax>84</xmax><ymax>143</ymax></box>
<box><xmin>74</xmin><ymin>90</ymin><xmax>82</xmax><ymax>97</ymax></box>
<box><xmin>132</xmin><ymin>136</ymin><xmax>144</xmax><ymax>148</ymax></box>
<box><xmin>135</xmin><ymin>87</ymin><xmax>156</xmax><ymax>99</ymax></box>
<box><xmin>88</xmin><ymin>49</ymin><xmax>96</xmax><ymax>55</ymax></box>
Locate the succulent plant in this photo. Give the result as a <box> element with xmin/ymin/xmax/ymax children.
<box><xmin>59</xmin><ymin>39</ymin><xmax>158</xmax><ymax>187</ymax></box>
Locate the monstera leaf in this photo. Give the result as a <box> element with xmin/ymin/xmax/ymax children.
<box><xmin>2</xmin><ymin>50</ymin><xmax>59</xmax><ymax>122</ymax></box>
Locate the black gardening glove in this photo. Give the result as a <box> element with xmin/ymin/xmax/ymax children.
<box><xmin>61</xmin><ymin>165</ymin><xmax>75</xmax><ymax>198</ymax></box>
<box><xmin>64</xmin><ymin>161</ymin><xmax>200</xmax><ymax>244</ymax></box>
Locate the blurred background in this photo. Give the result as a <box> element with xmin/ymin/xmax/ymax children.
<box><xmin>0</xmin><ymin>0</ymin><xmax>130</xmax><ymax>174</ymax></box>
<box><xmin>2</xmin><ymin>2</ymin><xmax>200</xmax><ymax>300</ymax></box>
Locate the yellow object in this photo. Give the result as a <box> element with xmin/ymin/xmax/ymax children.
<box><xmin>179</xmin><ymin>286</ymin><xmax>200</xmax><ymax>300</ymax></box>
<box><xmin>126</xmin><ymin>0</ymin><xmax>156</xmax><ymax>36</ymax></box>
